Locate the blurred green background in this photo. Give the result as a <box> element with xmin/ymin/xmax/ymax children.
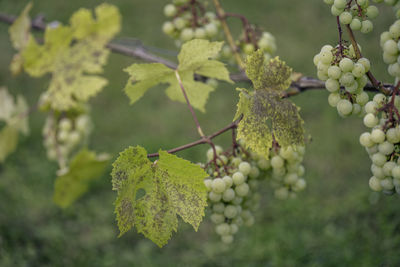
<box><xmin>1</xmin><ymin>0</ymin><xmax>400</xmax><ymax>266</ymax></box>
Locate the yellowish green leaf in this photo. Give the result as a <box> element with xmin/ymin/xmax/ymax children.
<box><xmin>112</xmin><ymin>146</ymin><xmax>208</xmax><ymax>247</ymax></box>
<box><xmin>0</xmin><ymin>126</ymin><xmax>18</xmax><ymax>163</ymax></box>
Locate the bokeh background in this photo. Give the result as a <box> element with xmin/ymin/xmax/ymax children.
<box><xmin>1</xmin><ymin>0</ymin><xmax>400</xmax><ymax>266</ymax></box>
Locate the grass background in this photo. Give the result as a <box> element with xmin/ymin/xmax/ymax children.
<box><xmin>1</xmin><ymin>0</ymin><xmax>400</xmax><ymax>266</ymax></box>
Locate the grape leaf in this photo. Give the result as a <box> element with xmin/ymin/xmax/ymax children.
<box><xmin>234</xmin><ymin>51</ymin><xmax>305</xmax><ymax>157</ymax></box>
<box><xmin>8</xmin><ymin>2</ymin><xmax>32</xmax><ymax>75</ymax></box>
<box><xmin>123</xmin><ymin>39</ymin><xmax>233</xmax><ymax>112</ymax></box>
<box><xmin>53</xmin><ymin>149</ymin><xmax>110</xmax><ymax>208</ymax></box>
<box><xmin>111</xmin><ymin>146</ymin><xmax>208</xmax><ymax>247</ymax></box>
<box><xmin>0</xmin><ymin>87</ymin><xmax>29</xmax><ymax>162</ymax></box>
<box><xmin>246</xmin><ymin>50</ymin><xmax>292</xmax><ymax>91</ymax></box>
<box><xmin>21</xmin><ymin>3</ymin><xmax>121</xmax><ymax>111</ymax></box>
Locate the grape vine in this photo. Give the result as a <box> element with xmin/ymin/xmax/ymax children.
<box><xmin>1</xmin><ymin>0</ymin><xmax>399</xmax><ymax>249</ymax></box>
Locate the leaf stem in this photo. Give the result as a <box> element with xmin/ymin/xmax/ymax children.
<box><xmin>174</xmin><ymin>70</ymin><xmax>205</xmax><ymax>137</ymax></box>
<box><xmin>211</xmin><ymin>0</ymin><xmax>245</xmax><ymax>69</ymax></box>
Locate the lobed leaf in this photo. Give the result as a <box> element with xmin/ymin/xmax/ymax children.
<box><xmin>21</xmin><ymin>3</ymin><xmax>121</xmax><ymax>111</ymax></box>
<box><xmin>123</xmin><ymin>39</ymin><xmax>233</xmax><ymax>112</ymax></box>
<box><xmin>112</xmin><ymin>146</ymin><xmax>208</xmax><ymax>247</ymax></box>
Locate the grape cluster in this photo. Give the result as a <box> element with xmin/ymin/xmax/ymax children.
<box><xmin>219</xmin><ymin>31</ymin><xmax>277</xmax><ymax>65</ymax></box>
<box><xmin>203</xmin><ymin>145</ymin><xmax>262</xmax><ymax>244</ymax></box>
<box><xmin>314</xmin><ymin>44</ymin><xmax>371</xmax><ymax>117</ymax></box>
<box><xmin>380</xmin><ymin>19</ymin><xmax>400</xmax><ymax>79</ymax></box>
<box><xmin>359</xmin><ymin>93</ymin><xmax>400</xmax><ymax>194</ymax></box>
<box><xmin>258</xmin><ymin>145</ymin><xmax>307</xmax><ymax>200</ymax></box>
<box><xmin>43</xmin><ymin>112</ymin><xmax>92</xmax><ymax>170</ymax></box>
<box><xmin>324</xmin><ymin>0</ymin><xmax>379</xmax><ymax>34</ymax></box>
<box><xmin>162</xmin><ymin>0</ymin><xmax>221</xmax><ymax>46</ymax></box>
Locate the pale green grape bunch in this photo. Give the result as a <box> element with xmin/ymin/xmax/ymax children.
<box><xmin>359</xmin><ymin>93</ymin><xmax>400</xmax><ymax>195</ymax></box>
<box><xmin>42</xmin><ymin>111</ymin><xmax>93</xmax><ymax>170</ymax></box>
<box><xmin>324</xmin><ymin>0</ymin><xmax>379</xmax><ymax>34</ymax></box>
<box><xmin>380</xmin><ymin>20</ymin><xmax>400</xmax><ymax>79</ymax></box>
<box><xmin>255</xmin><ymin>145</ymin><xmax>307</xmax><ymax>200</ymax></box>
<box><xmin>162</xmin><ymin>0</ymin><xmax>221</xmax><ymax>46</ymax></box>
<box><xmin>219</xmin><ymin>31</ymin><xmax>277</xmax><ymax>65</ymax></box>
<box><xmin>314</xmin><ymin>44</ymin><xmax>370</xmax><ymax>117</ymax></box>
<box><xmin>203</xmin><ymin>145</ymin><xmax>262</xmax><ymax>244</ymax></box>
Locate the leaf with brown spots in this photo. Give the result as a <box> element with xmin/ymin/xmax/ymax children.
<box><xmin>112</xmin><ymin>146</ymin><xmax>208</xmax><ymax>247</ymax></box>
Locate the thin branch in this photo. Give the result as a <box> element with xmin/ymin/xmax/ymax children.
<box><xmin>147</xmin><ymin>117</ymin><xmax>241</xmax><ymax>158</ymax></box>
<box><xmin>211</xmin><ymin>0</ymin><xmax>245</xmax><ymax>69</ymax></box>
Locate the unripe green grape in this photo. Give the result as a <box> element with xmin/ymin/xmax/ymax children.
<box><xmin>371</xmin><ymin>128</ymin><xmax>386</xmax><ymax>143</ymax></box>
<box><xmin>361</xmin><ymin>20</ymin><xmax>373</xmax><ymax>34</ymax></box>
<box><xmin>271</xmin><ymin>155</ymin><xmax>284</xmax><ymax>169</ymax></box>
<box><xmin>297</xmin><ymin>165</ymin><xmax>305</xmax><ymax>176</ymax></box>
<box><xmin>57</xmin><ymin>130</ymin><xmax>69</xmax><ymax>142</ymax></box>
<box><xmin>204</xmin><ymin>179</ymin><xmax>212</xmax><ymax>191</ymax></box>
<box><xmin>76</xmin><ymin>115</ymin><xmax>91</xmax><ymax>133</ymax></box>
<box><xmin>384</xmin><ymin>39</ymin><xmax>398</xmax><ymax>55</ymax></box>
<box><xmin>67</xmin><ymin>131</ymin><xmax>81</xmax><ymax>145</ymax></box>
<box><xmin>383</xmin><ymin>161</ymin><xmax>396</xmax><ymax>176</ymax></box>
<box><xmin>366</xmin><ymin>5</ymin><xmax>379</xmax><ymax>19</ymax></box>
<box><xmin>358</xmin><ymin>58</ymin><xmax>371</xmax><ymax>72</ymax></box>
<box><xmin>383</xmin><ymin>52</ymin><xmax>398</xmax><ymax>64</ymax></box>
<box><xmin>327</xmin><ymin>65</ymin><xmax>342</xmax><ymax>79</ymax></box>
<box><xmin>369</xmin><ymin>176</ymin><xmax>383</xmax><ymax>191</ymax></box>
<box><xmin>232</xmin><ymin>172</ymin><xmax>245</xmax><ymax>185</ymax></box>
<box><xmin>352</xmin><ymin>63</ymin><xmax>366</xmax><ymax>78</ymax></box>
<box><xmin>378</xmin><ymin>141</ymin><xmax>395</xmax><ymax>155</ymax></box>
<box><xmin>194</xmin><ymin>28</ymin><xmax>206</xmax><ymax>39</ymax></box>
<box><xmin>238</xmin><ymin>162</ymin><xmax>251</xmax><ymax>176</ymax></box>
<box><xmin>339</xmin><ymin>58</ymin><xmax>354</xmax><ymax>72</ymax></box>
<box><xmin>164</xmin><ymin>4</ymin><xmax>177</xmax><ymax>17</ymax></box>
<box><xmin>212</xmin><ymin>178</ymin><xmax>226</xmax><ymax>193</ymax></box>
<box><xmin>339</xmin><ymin>11</ymin><xmax>353</xmax><ymax>24</ymax></box>
<box><xmin>325</xmin><ymin>78</ymin><xmax>340</xmax><ymax>92</ymax></box>
<box><xmin>284</xmin><ymin>173</ymin><xmax>298</xmax><ymax>185</ymax></box>
<box><xmin>216</xmin><ymin>223</ymin><xmax>231</xmax><ymax>236</ymax></box>
<box><xmin>232</xmin><ymin>197</ymin><xmax>243</xmax><ymax>205</ymax></box>
<box><xmin>221</xmin><ymin>235</ymin><xmax>234</xmax><ymax>244</ymax></box>
<box><xmin>363</xmin><ymin>113</ymin><xmax>379</xmax><ymax>128</ymax></box>
<box><xmin>162</xmin><ymin>22</ymin><xmax>175</xmax><ymax>35</ymax></box>
<box><xmin>331</xmin><ymin>5</ymin><xmax>344</xmax><ymax>16</ymax></box>
<box><xmin>200</xmin><ymin>23</ymin><xmax>216</xmax><ymax>38</ymax></box>
<box><xmin>274</xmin><ymin>187</ymin><xmax>289</xmax><ymax>200</ymax></box>
<box><xmin>293</xmin><ymin>178</ymin><xmax>307</xmax><ymax>192</ymax></box>
<box><xmin>388</xmin><ymin>63</ymin><xmax>400</xmax><ymax>77</ymax></box>
<box><xmin>313</xmin><ymin>54</ymin><xmax>321</xmax><ymax>66</ymax></box>
<box><xmin>222</xmin><ymin>176</ymin><xmax>233</xmax><ymax>188</ymax></box>
<box><xmin>320</xmin><ymin>50</ymin><xmax>333</xmax><ymax>64</ymax></box>
<box><xmin>345</xmin><ymin>81</ymin><xmax>358</xmax><ymax>94</ymax></box>
<box><xmin>356</xmin><ymin>92</ymin><xmax>369</xmax><ymax>106</ymax></box>
<box><xmin>241</xmin><ymin>210</ymin><xmax>252</xmax><ymax>220</ymax></box>
<box><xmin>371</xmin><ymin>164</ymin><xmax>385</xmax><ymax>179</ymax></box>
<box><xmin>213</xmin><ymin>203</ymin><xmax>225</xmax><ymax>213</ymax></box>
<box><xmin>334</xmin><ymin>0</ymin><xmax>347</xmax><ymax>9</ymax></box>
<box><xmin>249</xmin><ymin>166</ymin><xmax>260</xmax><ymax>178</ymax></box>
<box><xmin>371</xmin><ymin>152</ymin><xmax>387</xmax><ymax>166</ymax></box>
<box><xmin>373</xmin><ymin>93</ymin><xmax>386</xmax><ymax>107</ymax></box>
<box><xmin>209</xmin><ymin>191</ymin><xmax>222</xmax><ymax>202</ymax></box>
<box><xmin>317</xmin><ymin>61</ymin><xmax>330</xmax><ymax>73</ymax></box>
<box><xmin>180</xmin><ymin>28</ymin><xmax>194</xmax><ymax>41</ymax></box>
<box><xmin>317</xmin><ymin>70</ymin><xmax>329</xmax><ymax>81</ymax></box>
<box><xmin>339</xmin><ymin>72</ymin><xmax>355</xmax><ymax>86</ymax></box>
<box><xmin>222</xmin><ymin>188</ymin><xmax>235</xmax><ymax>202</ymax></box>
<box><xmin>224</xmin><ymin>205</ymin><xmax>238</xmax><ymax>219</ymax></box>
<box><xmin>337</xmin><ymin>99</ymin><xmax>353</xmax><ymax>116</ymax></box>
<box><xmin>360</xmin><ymin>132</ymin><xmax>375</xmax><ymax>147</ymax></box>
<box><xmin>350</xmin><ymin>18</ymin><xmax>362</xmax><ymax>31</ymax></box>
<box><xmin>173</xmin><ymin>17</ymin><xmax>187</xmax><ymax>30</ymax></box>
<box><xmin>364</xmin><ymin>101</ymin><xmax>378</xmax><ymax>113</ymax></box>
<box><xmin>392</xmin><ymin>165</ymin><xmax>400</xmax><ymax>179</ymax></box>
<box><xmin>381</xmin><ymin>178</ymin><xmax>394</xmax><ymax>190</ymax></box>
<box><xmin>230</xmin><ymin>224</ymin><xmax>239</xmax><ymax>234</ymax></box>
<box><xmin>59</xmin><ymin>118</ymin><xmax>72</xmax><ymax>131</ymax></box>
<box><xmin>257</xmin><ymin>158</ymin><xmax>270</xmax><ymax>170</ymax></box>
<box><xmin>244</xmin><ymin>215</ymin><xmax>255</xmax><ymax>227</ymax></box>
<box><xmin>243</xmin><ymin>43</ymin><xmax>255</xmax><ymax>55</ymax></box>
<box><xmin>380</xmin><ymin>31</ymin><xmax>392</xmax><ymax>47</ymax></box>
<box><xmin>389</xmin><ymin>22</ymin><xmax>400</xmax><ymax>39</ymax></box>
<box><xmin>386</xmin><ymin>128</ymin><xmax>400</xmax><ymax>143</ymax></box>
<box><xmin>235</xmin><ymin>183</ymin><xmax>250</xmax><ymax>197</ymax></box>
<box><xmin>328</xmin><ymin>93</ymin><xmax>341</xmax><ymax>107</ymax></box>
